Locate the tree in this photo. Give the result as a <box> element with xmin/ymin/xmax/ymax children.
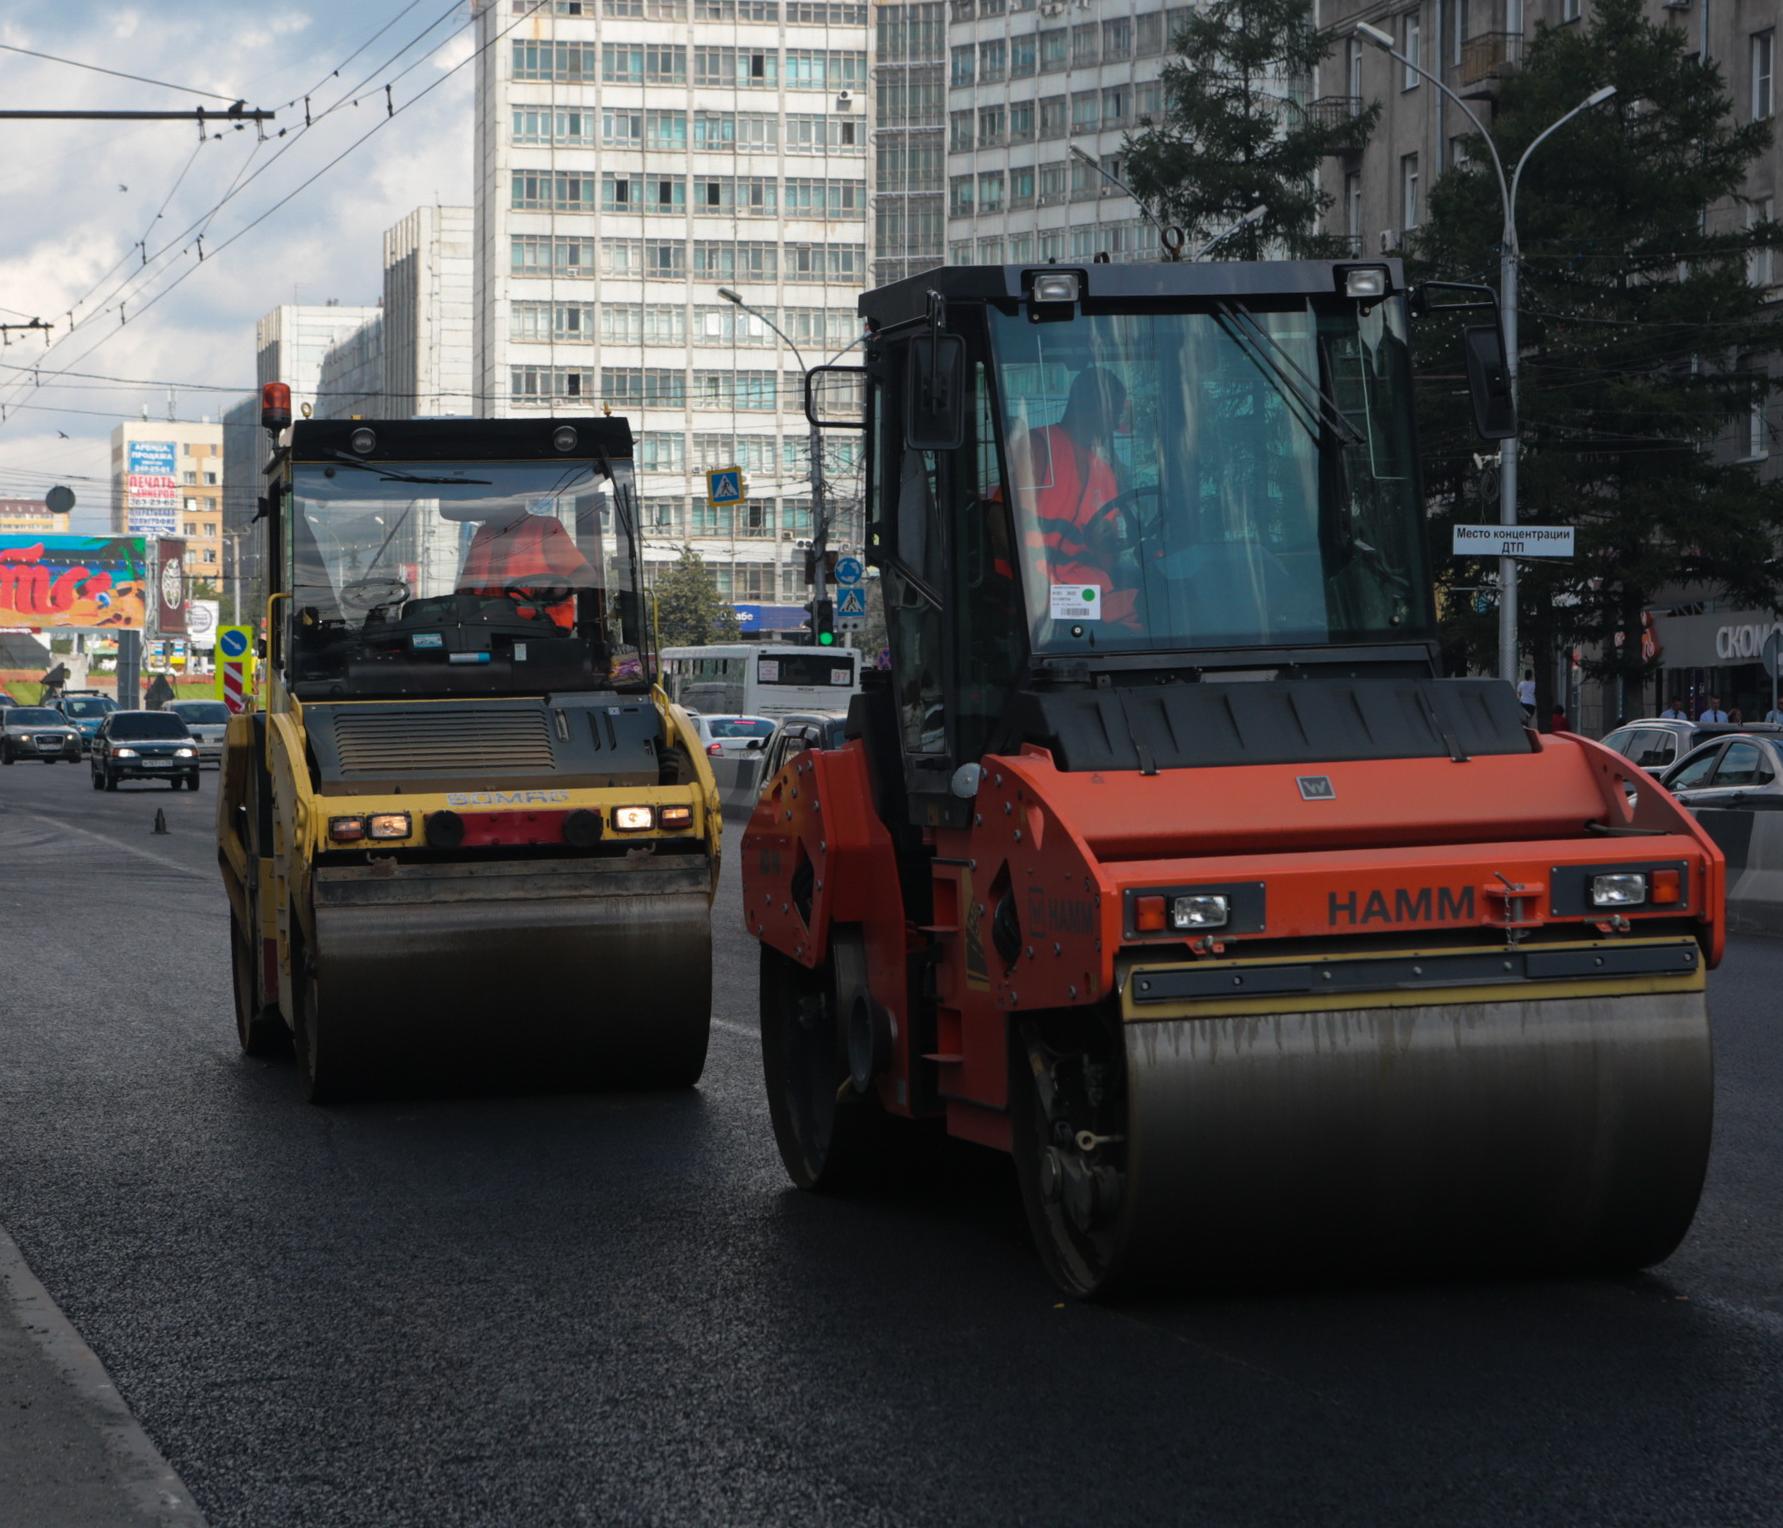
<box><xmin>653</xmin><ymin>544</ymin><xmax>741</xmax><ymax>647</ymax></box>
<box><xmin>1412</xmin><ymin>0</ymin><xmax>1783</xmax><ymax>719</ymax></box>
<box><xmin>1123</xmin><ymin>0</ymin><xmax>1377</xmax><ymax>260</ymax></box>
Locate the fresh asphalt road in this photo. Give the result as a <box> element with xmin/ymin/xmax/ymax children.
<box><xmin>1</xmin><ymin>759</ymin><xmax>1780</xmax><ymax>1528</ymax></box>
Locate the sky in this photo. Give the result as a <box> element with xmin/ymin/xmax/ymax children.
<box><xmin>0</xmin><ymin>0</ymin><xmax>477</xmax><ymax>531</ymax></box>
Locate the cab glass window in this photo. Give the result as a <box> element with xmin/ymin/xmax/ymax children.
<box><xmin>1666</xmin><ymin>746</ymin><xmax>1722</xmax><ymax>790</ymax></box>
<box><xmin>1713</xmin><ymin>740</ymin><xmax>1773</xmax><ymax>787</ymax></box>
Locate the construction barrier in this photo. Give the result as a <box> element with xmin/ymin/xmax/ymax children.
<box><xmin>1696</xmin><ymin>806</ymin><xmax>1783</xmax><ymax>936</ymax></box>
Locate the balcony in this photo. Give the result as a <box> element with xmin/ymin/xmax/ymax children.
<box><xmin>1458</xmin><ymin>31</ymin><xmax>1523</xmax><ymax>91</ymax></box>
<box><xmin>1303</xmin><ymin>95</ymin><xmax>1363</xmax><ymax>129</ymax></box>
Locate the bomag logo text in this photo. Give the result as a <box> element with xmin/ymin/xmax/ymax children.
<box><xmin>445</xmin><ymin>789</ymin><xmax>571</xmax><ymax>807</ymax></box>
<box><xmin>1328</xmin><ymin>885</ymin><xmax>1475</xmax><ymax>927</ymax></box>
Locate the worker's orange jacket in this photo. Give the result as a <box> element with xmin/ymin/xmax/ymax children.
<box><xmin>458</xmin><ymin>515</ymin><xmax>591</xmax><ymax>631</ymax></box>
<box><xmin>1023</xmin><ymin>425</ymin><xmax>1137</xmax><ymax>626</ymax></box>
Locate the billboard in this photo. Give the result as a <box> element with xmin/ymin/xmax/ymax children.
<box><xmin>0</xmin><ymin>535</ymin><xmax>149</xmax><ymax>630</ymax></box>
<box><xmin>126</xmin><ymin>438</ymin><xmax>179</xmax><ymax>537</ymax></box>
<box><xmin>155</xmin><ymin>537</ymin><xmax>187</xmax><ymax>636</ymax></box>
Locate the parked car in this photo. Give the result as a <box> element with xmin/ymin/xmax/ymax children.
<box><xmin>90</xmin><ymin>710</ymin><xmax>200</xmax><ymax>791</ymax></box>
<box><xmin>0</xmin><ymin>691</ymin><xmax>19</xmax><ymax>710</ymax></box>
<box><xmin>1658</xmin><ymin>733</ymin><xmax>1783</xmax><ymax>809</ymax></box>
<box><xmin>756</xmin><ymin>712</ymin><xmax>849</xmax><ymax>795</ymax></box>
<box><xmin>0</xmin><ymin>706</ymin><xmax>82</xmax><ymax>764</ymax></box>
<box><xmin>164</xmin><ymin>699</ymin><xmax>230</xmax><ymax>768</ymax></box>
<box><xmin>1600</xmin><ymin>718</ymin><xmax>1783</xmax><ymax>776</ymax></box>
<box><xmin>53</xmin><ymin>693</ymin><xmax>119</xmax><ymax>753</ymax></box>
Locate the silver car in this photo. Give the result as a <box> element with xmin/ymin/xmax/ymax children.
<box><xmin>1659</xmin><ymin>733</ymin><xmax>1783</xmax><ymax>809</ymax></box>
<box><xmin>165</xmin><ymin>699</ymin><xmax>230</xmax><ymax>768</ymax></box>
<box><xmin>0</xmin><ymin>706</ymin><xmax>82</xmax><ymax>765</ymax></box>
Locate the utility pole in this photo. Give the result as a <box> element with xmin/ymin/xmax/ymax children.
<box><xmin>0</xmin><ymin>318</ymin><xmax>52</xmax><ymax>345</ymax></box>
<box><xmin>0</xmin><ymin>105</ymin><xmax>274</xmax><ymax>134</ymax></box>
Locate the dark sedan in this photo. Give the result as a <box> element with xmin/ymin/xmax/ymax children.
<box><xmin>0</xmin><ymin>706</ymin><xmax>82</xmax><ymax>764</ymax></box>
<box><xmin>90</xmin><ymin>711</ymin><xmax>201</xmax><ymax>791</ymax></box>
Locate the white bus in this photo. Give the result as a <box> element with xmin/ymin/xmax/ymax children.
<box><xmin>660</xmin><ymin>644</ymin><xmax>860</xmax><ymax>718</ymax></box>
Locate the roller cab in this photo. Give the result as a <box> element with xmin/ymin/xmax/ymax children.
<box><xmin>742</xmin><ymin>262</ymin><xmax>1723</xmax><ymax>1295</ymax></box>
<box><xmin>219</xmin><ymin>406</ymin><xmax>718</xmax><ymax>1101</ymax></box>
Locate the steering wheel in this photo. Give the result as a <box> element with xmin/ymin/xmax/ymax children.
<box><xmin>339</xmin><ymin>576</ymin><xmax>410</xmax><ymax>615</ymax></box>
<box><xmin>1086</xmin><ymin>485</ymin><xmax>1164</xmax><ymax>559</ymax></box>
<box><xmin>503</xmin><ymin>577</ymin><xmax>577</xmax><ymax>610</ymax></box>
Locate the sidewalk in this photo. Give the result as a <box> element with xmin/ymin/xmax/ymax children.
<box><xmin>0</xmin><ymin>1224</ymin><xmax>205</xmax><ymax>1527</ymax></box>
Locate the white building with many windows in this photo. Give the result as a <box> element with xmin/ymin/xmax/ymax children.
<box><xmin>472</xmin><ymin>0</ymin><xmax>873</xmax><ymax>608</ymax></box>
<box><xmin>942</xmin><ymin>0</ymin><xmax>1189</xmax><ymax>266</ymax></box>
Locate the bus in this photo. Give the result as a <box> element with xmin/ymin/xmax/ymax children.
<box><xmin>660</xmin><ymin>644</ymin><xmax>861</xmax><ymax>718</ymax></box>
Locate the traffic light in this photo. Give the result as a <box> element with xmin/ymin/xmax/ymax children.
<box><xmin>802</xmin><ymin>597</ymin><xmax>836</xmax><ymax>646</ymax></box>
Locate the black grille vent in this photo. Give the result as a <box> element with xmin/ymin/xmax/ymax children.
<box><xmin>330</xmin><ymin>707</ymin><xmax>556</xmax><ymax>777</ymax></box>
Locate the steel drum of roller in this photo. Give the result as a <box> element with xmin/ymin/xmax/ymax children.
<box><xmin>1012</xmin><ymin>992</ymin><xmax>1713</xmax><ymax>1297</ymax></box>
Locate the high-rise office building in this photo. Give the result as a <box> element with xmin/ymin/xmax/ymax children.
<box><xmin>873</xmin><ymin>2</ymin><xmax>946</xmax><ymax>286</ymax></box>
<box><xmin>385</xmin><ymin>205</ymin><xmax>477</xmax><ymax>418</ymax></box>
<box><xmin>943</xmin><ymin>0</ymin><xmax>1184</xmax><ymax>266</ymax></box>
<box><xmin>472</xmin><ymin>0</ymin><xmax>872</xmax><ymax>605</ymax></box>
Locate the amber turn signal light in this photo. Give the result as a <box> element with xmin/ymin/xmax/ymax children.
<box><xmin>1135</xmin><ymin>895</ymin><xmax>1166</xmax><ymax>932</ymax></box>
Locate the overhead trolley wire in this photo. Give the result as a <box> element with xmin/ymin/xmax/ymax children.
<box><xmin>0</xmin><ymin>41</ymin><xmax>243</xmax><ymax>102</ymax></box>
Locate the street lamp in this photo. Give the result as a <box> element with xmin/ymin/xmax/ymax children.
<box><xmin>1067</xmin><ymin>144</ymin><xmax>1166</xmax><ymax>237</ymax></box>
<box><xmin>1192</xmin><ymin>203</ymin><xmax>1268</xmax><ymax>261</ymax></box>
<box><xmin>718</xmin><ymin>286</ymin><xmax>846</xmax><ymax>635</ymax></box>
<box><xmin>1355</xmin><ymin>21</ymin><xmax>1614</xmax><ymax>683</ymax></box>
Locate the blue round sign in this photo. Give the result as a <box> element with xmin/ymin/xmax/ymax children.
<box><xmin>835</xmin><ymin>556</ymin><xmax>863</xmax><ymax>584</ymax></box>
<box><xmin>219</xmin><ymin>628</ymin><xmax>249</xmax><ymax>659</ymax></box>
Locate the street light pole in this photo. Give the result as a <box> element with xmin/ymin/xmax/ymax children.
<box><xmin>717</xmin><ymin>286</ymin><xmax>825</xmax><ymax>618</ymax></box>
<box><xmin>1355</xmin><ymin>22</ymin><xmax>1613</xmax><ymax>684</ymax></box>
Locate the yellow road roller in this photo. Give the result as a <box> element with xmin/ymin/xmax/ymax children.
<box><xmin>219</xmin><ymin>388</ymin><xmax>718</xmax><ymax>1100</ymax></box>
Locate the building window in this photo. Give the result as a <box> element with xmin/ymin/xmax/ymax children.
<box><xmin>1401</xmin><ymin>9</ymin><xmax>1420</xmax><ymax>89</ymax></box>
<box><xmin>1748</xmin><ymin>197</ymin><xmax>1776</xmax><ymax>288</ymax></box>
<box><xmin>1749</xmin><ymin>396</ymin><xmax>1769</xmax><ymax>460</ymax></box>
<box><xmin>978</xmin><ymin>105</ymin><xmax>1006</xmax><ymax>145</ymax></box>
<box><xmin>1560</xmin><ymin>0</ymin><xmax>1579</xmax><ymax>21</ymax></box>
<box><xmin>1071</xmin><ymin>90</ymin><xmax>1098</xmax><ymax>134</ymax></box>
<box><xmin>1071</xmin><ymin>22</ymin><xmax>1098</xmax><ymax>66</ymax></box>
<box><xmin>950</xmin><ymin>174</ymin><xmax>975</xmax><ymax>216</ymax></box>
<box><xmin>1347</xmin><ymin>35</ymin><xmax>1363</xmax><ymax>99</ymax></box>
<box><xmin>1011</xmin><ymin>35</ymin><xmax>1037</xmax><ymax>78</ymax></box>
<box><xmin>1038</xmin><ymin>160</ymin><xmax>1066</xmax><ymax>206</ymax></box>
<box><xmin>1040</xmin><ymin>28</ymin><xmax>1067</xmax><ymax>73</ymax></box>
<box><xmin>1010</xmin><ymin>164</ymin><xmax>1036</xmax><ymax>207</ymax></box>
<box><xmin>950</xmin><ymin>109</ymin><xmax>974</xmax><ymax>152</ymax></box>
<box><xmin>1137</xmin><ymin>11</ymin><xmax>1163</xmax><ymax>56</ymax></box>
<box><xmin>1010</xmin><ymin>101</ymin><xmax>1035</xmax><ymax>141</ymax></box>
<box><xmin>1345</xmin><ymin>171</ymin><xmax>1362</xmax><ymax>250</ymax></box>
<box><xmin>1453</xmin><ymin>0</ymin><xmax>1470</xmax><ymax>62</ymax></box>
<box><xmin>1755</xmin><ymin>30</ymin><xmax>1775</xmax><ymax>121</ymax></box>
<box><xmin>978</xmin><ymin>170</ymin><xmax>1005</xmax><ymax>212</ymax></box>
<box><xmin>951</xmin><ymin>44</ymin><xmax>974</xmax><ymax>86</ymax></box>
<box><xmin>1400</xmin><ymin>153</ymin><xmax>1420</xmax><ymax>231</ymax></box>
<box><xmin>1102</xmin><ymin>86</ymin><xmax>1128</xmax><ymax>127</ymax></box>
<box><xmin>1039</xmin><ymin>94</ymin><xmax>1067</xmax><ymax>139</ymax></box>
<box><xmin>979</xmin><ymin>39</ymin><xmax>1006</xmax><ymax>83</ymax></box>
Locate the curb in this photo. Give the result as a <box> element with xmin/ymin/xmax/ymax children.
<box><xmin>0</xmin><ymin>1223</ymin><xmax>207</xmax><ymax>1528</ymax></box>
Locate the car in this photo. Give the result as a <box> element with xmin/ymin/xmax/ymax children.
<box><xmin>756</xmin><ymin>711</ymin><xmax>849</xmax><ymax>794</ymax></box>
<box><xmin>690</xmin><ymin>713</ymin><xmax>779</xmax><ymax>756</ymax></box>
<box><xmin>1658</xmin><ymin>732</ymin><xmax>1783</xmax><ymax>809</ymax></box>
<box><xmin>1600</xmin><ymin>717</ymin><xmax>1783</xmax><ymax>776</ymax></box>
<box><xmin>52</xmin><ymin>693</ymin><xmax>119</xmax><ymax>753</ymax></box>
<box><xmin>164</xmin><ymin>699</ymin><xmax>230</xmax><ymax>768</ymax></box>
<box><xmin>89</xmin><ymin>710</ymin><xmax>201</xmax><ymax>791</ymax></box>
<box><xmin>0</xmin><ymin>692</ymin><xmax>19</xmax><ymax>710</ymax></box>
<box><xmin>0</xmin><ymin>706</ymin><xmax>82</xmax><ymax>764</ymax></box>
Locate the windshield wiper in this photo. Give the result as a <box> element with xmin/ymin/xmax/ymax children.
<box><xmin>1212</xmin><ymin>302</ymin><xmax>1365</xmax><ymax>448</ymax></box>
<box><xmin>319</xmin><ymin>449</ymin><xmax>490</xmax><ymax>486</ymax></box>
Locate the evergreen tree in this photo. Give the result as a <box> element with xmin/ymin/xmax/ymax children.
<box><xmin>1412</xmin><ymin>0</ymin><xmax>1783</xmax><ymax>716</ymax></box>
<box><xmin>1123</xmin><ymin>0</ymin><xmax>1377</xmax><ymax>260</ymax></box>
<box><xmin>654</xmin><ymin>544</ymin><xmax>741</xmax><ymax>648</ymax></box>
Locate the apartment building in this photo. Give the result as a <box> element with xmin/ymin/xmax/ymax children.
<box><xmin>471</xmin><ymin>0</ymin><xmax>872</xmax><ymax>605</ymax></box>
<box><xmin>109</xmin><ymin>418</ymin><xmax>224</xmax><ymax>594</ymax></box>
<box><xmin>943</xmin><ymin>0</ymin><xmax>1190</xmax><ymax>265</ymax></box>
<box><xmin>873</xmin><ymin>2</ymin><xmax>947</xmax><ymax>285</ymax></box>
<box><xmin>1313</xmin><ymin>0</ymin><xmax>1782</xmax><ymax>720</ymax></box>
<box><xmin>0</xmin><ymin>498</ymin><xmax>64</xmax><ymax>536</ymax></box>
<box><xmin>385</xmin><ymin>205</ymin><xmax>477</xmax><ymax>418</ymax></box>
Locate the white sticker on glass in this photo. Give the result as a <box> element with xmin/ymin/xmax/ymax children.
<box><xmin>1050</xmin><ymin>583</ymin><xmax>1101</xmax><ymax>620</ymax></box>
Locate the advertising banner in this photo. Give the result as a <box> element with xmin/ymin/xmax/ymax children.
<box><xmin>155</xmin><ymin>537</ymin><xmax>188</xmax><ymax>636</ymax></box>
<box><xmin>0</xmin><ymin>535</ymin><xmax>149</xmax><ymax>629</ymax></box>
<box><xmin>126</xmin><ymin>439</ymin><xmax>179</xmax><ymax>537</ymax></box>
<box><xmin>187</xmin><ymin>599</ymin><xmax>219</xmax><ymax>647</ymax></box>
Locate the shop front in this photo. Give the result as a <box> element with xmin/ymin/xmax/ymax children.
<box><xmin>1651</xmin><ymin>607</ymin><xmax>1783</xmax><ymax>722</ymax></box>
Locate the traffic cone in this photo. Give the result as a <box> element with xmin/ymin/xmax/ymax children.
<box><xmin>153</xmin><ymin>808</ymin><xmax>168</xmax><ymax>835</ymax></box>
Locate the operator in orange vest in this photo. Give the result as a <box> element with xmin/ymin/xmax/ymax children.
<box><xmin>456</xmin><ymin>505</ymin><xmax>595</xmax><ymax>631</ymax></box>
<box><xmin>1022</xmin><ymin>367</ymin><xmax>1140</xmax><ymax>629</ymax></box>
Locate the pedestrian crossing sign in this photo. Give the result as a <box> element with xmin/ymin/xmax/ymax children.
<box><xmin>836</xmin><ymin>585</ymin><xmax>867</xmax><ymax>618</ymax></box>
<box><xmin>706</xmin><ymin>468</ymin><xmax>746</xmax><ymax>507</ymax></box>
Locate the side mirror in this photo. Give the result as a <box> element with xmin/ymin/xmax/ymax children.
<box><xmin>905</xmin><ymin>335</ymin><xmax>966</xmax><ymax>451</ymax></box>
<box><xmin>806</xmin><ymin>365</ymin><xmax>869</xmax><ymax>430</ymax></box>
<box><xmin>1462</xmin><ymin>324</ymin><xmax>1517</xmax><ymax>440</ymax></box>
<box><xmin>746</xmin><ymin>737</ymin><xmax>765</xmax><ymax>750</ymax></box>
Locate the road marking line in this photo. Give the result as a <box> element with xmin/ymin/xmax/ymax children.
<box><xmin>9</xmin><ymin>809</ymin><xmax>209</xmax><ymax>880</ymax></box>
<box><xmin>711</xmin><ymin>1019</ymin><xmax>757</xmax><ymax>1040</ymax></box>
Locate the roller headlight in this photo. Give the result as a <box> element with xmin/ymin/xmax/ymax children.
<box><xmin>367</xmin><ymin>812</ymin><xmax>411</xmax><ymax>840</ymax></box>
<box><xmin>611</xmin><ymin>805</ymin><xmax>654</xmax><ymax>832</ymax></box>
<box><xmin>329</xmin><ymin>816</ymin><xmax>366</xmax><ymax>843</ymax></box>
<box><xmin>1590</xmin><ymin>873</ymin><xmax>1647</xmax><ymax>908</ymax></box>
<box><xmin>1172</xmin><ymin>893</ymin><xmax>1230</xmax><ymax>929</ymax></box>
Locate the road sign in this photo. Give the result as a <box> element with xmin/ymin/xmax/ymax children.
<box><xmin>835</xmin><ymin>555</ymin><xmax>863</xmax><ymax>585</ymax></box>
<box><xmin>1451</xmin><ymin>524</ymin><xmax>1575</xmax><ymax>559</ymax></box>
<box><xmin>706</xmin><ymin>468</ymin><xmax>745</xmax><ymax>507</ymax></box>
<box><xmin>215</xmin><ymin>624</ymin><xmax>253</xmax><ymax>714</ymax></box>
<box><xmin>1764</xmin><ymin>628</ymin><xmax>1783</xmax><ymax>681</ymax></box>
<box><xmin>836</xmin><ymin>585</ymin><xmax>867</xmax><ymax>618</ymax></box>
<box><xmin>1473</xmin><ymin>591</ymin><xmax>1493</xmax><ymax>616</ymax></box>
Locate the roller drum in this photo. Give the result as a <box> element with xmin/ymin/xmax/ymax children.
<box><xmin>309</xmin><ymin>856</ymin><xmax>712</xmax><ymax>1091</ymax></box>
<box><xmin>1115</xmin><ymin>992</ymin><xmax>1713</xmax><ymax>1286</ymax></box>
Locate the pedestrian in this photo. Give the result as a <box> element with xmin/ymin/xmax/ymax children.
<box><xmin>1729</xmin><ymin>706</ymin><xmax>1745</xmax><ymax>725</ymax></box>
<box><xmin>1516</xmin><ymin>668</ymin><xmax>1536</xmax><ymax>717</ymax></box>
<box><xmin>144</xmin><ymin>672</ymin><xmax>174</xmax><ymax>711</ymax></box>
<box><xmin>1549</xmin><ymin>702</ymin><xmax>1569</xmax><ymax>732</ymax></box>
<box><xmin>1766</xmin><ymin>702</ymin><xmax>1783</xmax><ymax>724</ymax></box>
<box><xmin>1660</xmin><ymin>695</ymin><xmax>1687</xmax><ymax>720</ymax></box>
<box><xmin>1699</xmin><ymin>694</ymin><xmax>1729</xmax><ymax>723</ymax></box>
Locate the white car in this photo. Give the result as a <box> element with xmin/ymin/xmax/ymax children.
<box><xmin>165</xmin><ymin>699</ymin><xmax>231</xmax><ymax>768</ymax></box>
<box><xmin>692</xmin><ymin>713</ymin><xmax>778</xmax><ymax>758</ymax></box>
